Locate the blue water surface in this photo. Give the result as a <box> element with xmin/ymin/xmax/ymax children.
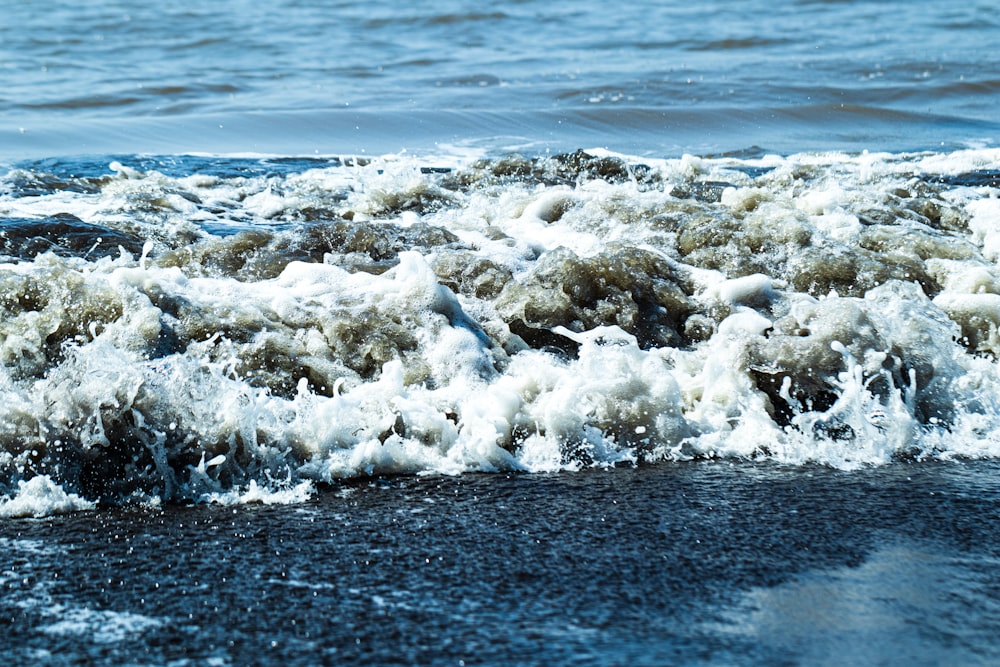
<box><xmin>1</xmin><ymin>0</ymin><xmax>998</xmax><ymax>157</ymax></box>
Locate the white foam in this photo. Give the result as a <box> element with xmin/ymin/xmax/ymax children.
<box><xmin>201</xmin><ymin>479</ymin><xmax>315</xmax><ymax>506</ymax></box>
<box><xmin>0</xmin><ymin>476</ymin><xmax>95</xmax><ymax>518</ymax></box>
<box><xmin>704</xmin><ymin>274</ymin><xmax>777</xmax><ymax>308</ymax></box>
<box><xmin>966</xmin><ymin>199</ymin><xmax>1000</xmax><ymax>261</ymax></box>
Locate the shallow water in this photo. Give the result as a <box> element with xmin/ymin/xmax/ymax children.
<box><xmin>3</xmin><ymin>460</ymin><xmax>1000</xmax><ymax>666</ymax></box>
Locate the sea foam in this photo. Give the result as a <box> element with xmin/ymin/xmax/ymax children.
<box><xmin>2</xmin><ymin>148</ymin><xmax>1000</xmax><ymax>512</ymax></box>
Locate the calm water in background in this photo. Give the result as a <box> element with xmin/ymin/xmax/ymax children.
<box><xmin>2</xmin><ymin>0</ymin><xmax>999</xmax><ymax>157</ymax></box>
<box><xmin>4</xmin><ymin>2</ymin><xmax>1000</xmax><ymax>665</ymax></box>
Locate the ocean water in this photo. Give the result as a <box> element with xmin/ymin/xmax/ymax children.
<box><xmin>2</xmin><ymin>0</ymin><xmax>999</xmax><ymax>157</ymax></box>
<box><xmin>2</xmin><ymin>0</ymin><xmax>1000</xmax><ymax>664</ymax></box>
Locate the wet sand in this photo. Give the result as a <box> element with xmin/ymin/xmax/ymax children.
<box><xmin>4</xmin><ymin>459</ymin><xmax>1000</xmax><ymax>665</ymax></box>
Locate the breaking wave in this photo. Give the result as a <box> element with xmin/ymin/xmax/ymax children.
<box><xmin>2</xmin><ymin>147</ymin><xmax>1000</xmax><ymax>511</ymax></box>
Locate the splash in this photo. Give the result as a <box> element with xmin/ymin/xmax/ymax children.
<box><xmin>3</xmin><ymin>147</ymin><xmax>1000</xmax><ymax>512</ymax></box>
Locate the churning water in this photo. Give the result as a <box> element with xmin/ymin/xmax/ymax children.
<box><xmin>2</xmin><ymin>1</ymin><xmax>1000</xmax><ymax>664</ymax></box>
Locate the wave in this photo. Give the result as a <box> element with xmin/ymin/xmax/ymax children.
<box><xmin>2</xmin><ymin>147</ymin><xmax>1000</xmax><ymax>513</ymax></box>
